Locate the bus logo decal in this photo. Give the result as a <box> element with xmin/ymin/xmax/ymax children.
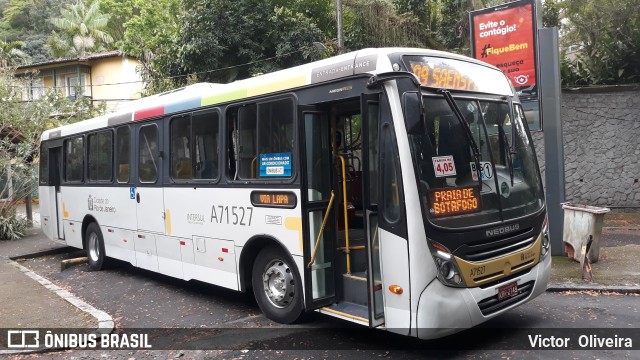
<box><xmin>486</xmin><ymin>224</ymin><xmax>520</xmax><ymax>237</ymax></box>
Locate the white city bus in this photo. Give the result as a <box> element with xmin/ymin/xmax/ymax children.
<box><xmin>39</xmin><ymin>48</ymin><xmax>550</xmax><ymax>339</ymax></box>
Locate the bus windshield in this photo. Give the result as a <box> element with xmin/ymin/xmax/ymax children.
<box><xmin>410</xmin><ymin>95</ymin><xmax>544</xmax><ymax>229</ymax></box>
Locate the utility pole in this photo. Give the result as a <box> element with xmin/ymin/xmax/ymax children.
<box><xmin>336</xmin><ymin>0</ymin><xmax>344</xmax><ymax>54</ymax></box>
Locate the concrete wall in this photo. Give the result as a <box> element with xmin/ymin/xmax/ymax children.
<box><xmin>532</xmin><ymin>86</ymin><xmax>640</xmax><ymax>207</ymax></box>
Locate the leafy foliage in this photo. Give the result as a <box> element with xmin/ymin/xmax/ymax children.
<box><xmin>0</xmin><ymin>39</ymin><xmax>29</xmax><ymax>66</ymax></box>
<box><xmin>119</xmin><ymin>0</ymin><xmax>181</xmax><ymax>95</ymax></box>
<box><xmin>0</xmin><ymin>0</ymin><xmax>67</xmax><ymax>62</ymax></box>
<box><xmin>47</xmin><ymin>0</ymin><xmax>114</xmax><ymax>57</ymax></box>
<box><xmin>560</xmin><ymin>0</ymin><xmax>640</xmax><ymax>85</ymax></box>
<box><xmin>176</xmin><ymin>0</ymin><xmax>324</xmax><ymax>83</ymax></box>
<box><xmin>0</xmin><ymin>67</ymin><xmax>105</xmax><ymax>238</ymax></box>
<box><xmin>343</xmin><ymin>0</ymin><xmax>440</xmax><ymax>51</ymax></box>
<box><xmin>0</xmin><ymin>213</ymin><xmax>31</xmax><ymax>240</ymax></box>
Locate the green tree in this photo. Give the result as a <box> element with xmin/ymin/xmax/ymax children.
<box><xmin>561</xmin><ymin>0</ymin><xmax>640</xmax><ymax>85</ymax></box>
<box><xmin>120</xmin><ymin>0</ymin><xmax>181</xmax><ymax>95</ymax></box>
<box><xmin>542</xmin><ymin>0</ymin><xmax>561</xmax><ymax>28</ymax></box>
<box><xmin>47</xmin><ymin>0</ymin><xmax>114</xmax><ymax>57</ymax></box>
<box><xmin>0</xmin><ymin>39</ymin><xmax>29</xmax><ymax>66</ymax></box>
<box><xmin>99</xmin><ymin>0</ymin><xmax>142</xmax><ymax>47</ymax></box>
<box><xmin>0</xmin><ymin>0</ymin><xmax>68</xmax><ymax>62</ymax></box>
<box><xmin>343</xmin><ymin>0</ymin><xmax>441</xmax><ymax>51</ymax></box>
<box><xmin>176</xmin><ymin>0</ymin><xmax>324</xmax><ymax>83</ymax></box>
<box><xmin>0</xmin><ymin>67</ymin><xmax>105</xmax><ymax>238</ymax></box>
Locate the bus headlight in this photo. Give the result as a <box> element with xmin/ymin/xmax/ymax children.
<box><xmin>540</xmin><ymin>216</ymin><xmax>550</xmax><ymax>258</ymax></box>
<box><xmin>428</xmin><ymin>240</ymin><xmax>466</xmax><ymax>287</ymax></box>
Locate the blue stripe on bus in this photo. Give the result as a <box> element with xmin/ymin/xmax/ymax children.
<box><xmin>165</xmin><ymin>98</ymin><xmax>202</xmax><ymax>115</ymax></box>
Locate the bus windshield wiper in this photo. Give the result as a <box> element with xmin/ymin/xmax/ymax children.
<box><xmin>438</xmin><ymin>89</ymin><xmax>482</xmax><ymax>189</ymax></box>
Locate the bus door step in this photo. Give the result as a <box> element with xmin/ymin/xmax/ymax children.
<box><xmin>319</xmin><ymin>302</ymin><xmax>369</xmax><ymax>325</ymax></box>
<box><xmin>342</xmin><ymin>272</ymin><xmax>368</xmax><ymax>306</ymax></box>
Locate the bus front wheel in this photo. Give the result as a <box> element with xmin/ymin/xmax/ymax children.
<box><xmin>86</xmin><ymin>223</ymin><xmax>107</xmax><ymax>270</ymax></box>
<box><xmin>252</xmin><ymin>246</ymin><xmax>303</xmax><ymax>324</ymax></box>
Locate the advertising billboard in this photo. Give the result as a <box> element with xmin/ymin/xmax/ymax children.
<box><xmin>470</xmin><ymin>0</ymin><xmax>538</xmax><ymax>100</ymax></box>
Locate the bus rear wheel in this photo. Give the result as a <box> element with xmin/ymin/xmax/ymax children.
<box><xmin>86</xmin><ymin>223</ymin><xmax>107</xmax><ymax>270</ymax></box>
<box><xmin>252</xmin><ymin>246</ymin><xmax>303</xmax><ymax>324</ymax></box>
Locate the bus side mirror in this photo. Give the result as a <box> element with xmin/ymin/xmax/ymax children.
<box><xmin>403</xmin><ymin>92</ymin><xmax>424</xmax><ymax>135</ymax></box>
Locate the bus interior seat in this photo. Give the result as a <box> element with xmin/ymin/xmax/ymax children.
<box><xmin>176</xmin><ymin>159</ymin><xmax>192</xmax><ymax>179</ymax></box>
<box><xmin>199</xmin><ymin>160</ymin><xmax>217</xmax><ymax>179</ymax></box>
<box><xmin>118</xmin><ymin>164</ymin><xmax>129</xmax><ymax>178</ymax></box>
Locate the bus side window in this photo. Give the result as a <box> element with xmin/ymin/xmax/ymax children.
<box><xmin>192</xmin><ymin>111</ymin><xmax>219</xmax><ymax>180</ymax></box>
<box><xmin>170</xmin><ymin>115</ymin><xmax>192</xmax><ymax>180</ymax></box>
<box><xmin>257</xmin><ymin>99</ymin><xmax>294</xmax><ymax>178</ymax></box>
<box><xmin>138</xmin><ymin>125</ymin><xmax>158</xmax><ymax>183</ymax></box>
<box><xmin>237</xmin><ymin>104</ymin><xmax>257</xmax><ymax>179</ymax></box>
<box><xmin>87</xmin><ymin>130</ymin><xmax>113</xmax><ymax>182</ymax></box>
<box><xmin>227</xmin><ymin>98</ymin><xmax>294</xmax><ymax>181</ymax></box>
<box><xmin>116</xmin><ymin>126</ymin><xmax>130</xmax><ymax>183</ymax></box>
<box><xmin>64</xmin><ymin>136</ymin><xmax>84</xmax><ymax>182</ymax></box>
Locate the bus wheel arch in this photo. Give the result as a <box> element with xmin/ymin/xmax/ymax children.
<box><xmin>239</xmin><ymin>236</ymin><xmax>305</xmax><ymax>323</ymax></box>
<box><xmin>81</xmin><ymin>216</ymin><xmax>107</xmax><ymax>270</ymax></box>
<box><xmin>81</xmin><ymin>215</ymin><xmax>99</xmax><ymax>250</ymax></box>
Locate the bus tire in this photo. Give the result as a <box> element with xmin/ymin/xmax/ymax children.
<box><xmin>86</xmin><ymin>223</ymin><xmax>107</xmax><ymax>270</ymax></box>
<box><xmin>252</xmin><ymin>246</ymin><xmax>303</xmax><ymax>324</ymax></box>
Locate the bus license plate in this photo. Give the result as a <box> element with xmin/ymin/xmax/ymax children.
<box><xmin>498</xmin><ymin>281</ymin><xmax>519</xmax><ymax>301</ymax></box>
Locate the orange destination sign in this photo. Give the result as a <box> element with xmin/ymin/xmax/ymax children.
<box><xmin>429</xmin><ymin>187</ymin><xmax>480</xmax><ymax>217</ymax></box>
<box><xmin>409</xmin><ymin>62</ymin><xmax>479</xmax><ymax>92</ymax></box>
<box><xmin>250</xmin><ymin>191</ymin><xmax>297</xmax><ymax>209</ymax></box>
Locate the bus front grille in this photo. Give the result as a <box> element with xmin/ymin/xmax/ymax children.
<box><xmin>460</xmin><ymin>228</ymin><xmax>535</xmax><ymax>262</ymax></box>
<box><xmin>477</xmin><ymin>281</ymin><xmax>535</xmax><ymax>316</ymax></box>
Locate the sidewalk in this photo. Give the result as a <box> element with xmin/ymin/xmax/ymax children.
<box><xmin>0</xmin><ymin>227</ymin><xmax>98</xmax><ymax>331</ymax></box>
<box><xmin>548</xmin><ymin>210</ymin><xmax>640</xmax><ymax>291</ymax></box>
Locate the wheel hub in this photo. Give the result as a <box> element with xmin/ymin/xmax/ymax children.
<box><xmin>262</xmin><ymin>259</ymin><xmax>295</xmax><ymax>308</ymax></box>
<box><xmin>88</xmin><ymin>233</ymin><xmax>99</xmax><ymax>262</ymax></box>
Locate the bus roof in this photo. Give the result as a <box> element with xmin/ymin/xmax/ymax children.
<box><xmin>42</xmin><ymin>47</ymin><xmax>499</xmax><ymax>141</ymax></box>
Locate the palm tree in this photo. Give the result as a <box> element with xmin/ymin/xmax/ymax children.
<box><xmin>0</xmin><ymin>40</ymin><xmax>30</xmax><ymax>67</ymax></box>
<box><xmin>48</xmin><ymin>0</ymin><xmax>113</xmax><ymax>57</ymax></box>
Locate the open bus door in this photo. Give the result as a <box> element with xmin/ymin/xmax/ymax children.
<box><xmin>360</xmin><ymin>93</ymin><xmax>385</xmax><ymax>327</ymax></box>
<box><xmin>300</xmin><ymin>94</ymin><xmax>385</xmax><ymax>327</ymax></box>
<box><xmin>300</xmin><ymin>106</ymin><xmax>337</xmax><ymax>310</ymax></box>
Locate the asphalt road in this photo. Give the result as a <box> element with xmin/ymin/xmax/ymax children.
<box><xmin>10</xmin><ymin>251</ymin><xmax>640</xmax><ymax>359</ymax></box>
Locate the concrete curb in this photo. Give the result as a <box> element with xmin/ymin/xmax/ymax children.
<box><xmin>0</xmin><ymin>259</ymin><xmax>115</xmax><ymax>355</ymax></box>
<box><xmin>547</xmin><ymin>282</ymin><xmax>640</xmax><ymax>294</ymax></box>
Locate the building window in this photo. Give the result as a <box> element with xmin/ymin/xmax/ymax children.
<box><xmin>65</xmin><ymin>74</ymin><xmax>87</xmax><ymax>97</ymax></box>
<box><xmin>24</xmin><ymin>78</ymin><xmax>44</xmax><ymax>100</ymax></box>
